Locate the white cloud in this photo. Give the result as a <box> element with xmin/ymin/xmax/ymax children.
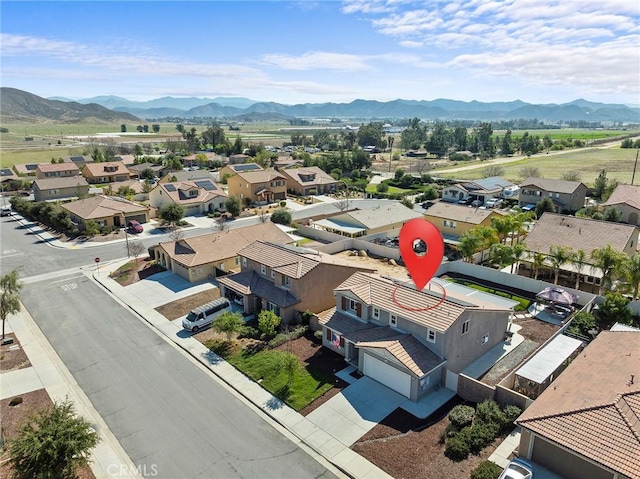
<box><xmin>259</xmin><ymin>51</ymin><xmax>373</xmax><ymax>71</ymax></box>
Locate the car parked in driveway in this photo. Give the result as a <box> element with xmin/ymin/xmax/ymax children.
<box><xmin>498</xmin><ymin>458</ymin><xmax>533</xmax><ymax>479</ymax></box>
<box><xmin>484</xmin><ymin>198</ymin><xmax>504</xmax><ymax>208</ymax></box>
<box><xmin>1</xmin><ymin>207</ymin><xmax>12</xmax><ymax>217</ymax></box>
<box><xmin>127</xmin><ymin>220</ymin><xmax>143</xmax><ymax>233</ymax></box>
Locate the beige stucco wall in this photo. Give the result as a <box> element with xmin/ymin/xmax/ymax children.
<box><xmin>34</xmin><ymin>185</ymin><xmax>89</xmax><ymax>202</ymax></box>
<box><xmin>227</xmin><ymin>175</ymin><xmax>287</xmax><ymax>204</ymax></box>
<box><xmin>424</xmin><ymin>213</ymin><xmax>497</xmax><ymax>238</ymax></box>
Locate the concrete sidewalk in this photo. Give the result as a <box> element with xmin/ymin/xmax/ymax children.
<box><xmin>92</xmin><ymin>260</ymin><xmax>392</xmax><ymax>479</ymax></box>
<box><xmin>2</xmin><ymin>306</ymin><xmax>141</xmax><ymax>478</ymax></box>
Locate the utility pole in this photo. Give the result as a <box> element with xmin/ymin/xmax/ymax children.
<box><xmin>632</xmin><ymin>149</ymin><xmax>639</xmax><ymax>186</ymax></box>
<box><xmin>388</xmin><ymin>136</ymin><xmax>394</xmax><ymax>173</ymax></box>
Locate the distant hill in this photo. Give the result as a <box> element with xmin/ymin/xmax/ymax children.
<box><xmin>1</xmin><ymin>88</ymin><xmax>141</xmax><ymax>124</ymax></box>
<box><xmin>64</xmin><ymin>95</ymin><xmax>258</xmax><ymax>111</ymax></box>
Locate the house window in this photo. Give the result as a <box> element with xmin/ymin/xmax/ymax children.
<box><xmin>462</xmin><ymin>320</ymin><xmax>470</xmax><ymax>335</ymax></box>
<box><xmin>373</xmin><ymin>308</ymin><xmax>380</xmax><ymax>319</ymax></box>
<box><xmin>267</xmin><ymin>302</ymin><xmax>280</xmax><ymax>316</ymax></box>
<box><xmin>282</xmin><ymin>276</ymin><xmax>290</xmax><ymax>288</ymax></box>
<box><xmin>390</xmin><ymin>314</ymin><xmax>397</xmax><ymax>327</ymax></box>
<box><xmin>271</xmin><ymin>270</ymin><xmax>275</xmax><ymax>279</ymax></box>
<box><xmin>49</xmin><ymin>189</ymin><xmax>59</xmax><ymax>196</ymax></box>
<box><xmin>189</xmin><ymin>189</ymin><xmax>198</xmax><ymax>197</ymax></box>
<box><xmin>427</xmin><ymin>329</ymin><xmax>436</xmax><ymax>343</ymax></box>
<box><xmin>535</xmin><ymin>190</ymin><xmax>541</xmax><ymax>196</ymax></box>
<box><xmin>444</xmin><ymin>220</ymin><xmax>457</xmax><ymax>228</ymax></box>
<box><xmin>235</xmin><ymin>257</ymin><xmax>240</xmax><ymax>266</ymax></box>
<box><xmin>242</xmin><ymin>257</ymin><xmax>247</xmax><ymax>267</ymax></box>
<box><xmin>349</xmin><ymin>299</ymin><xmax>357</xmax><ymax>312</ymax></box>
<box><xmin>482</xmin><ymin>333</ymin><xmax>489</xmax><ymax>344</ymax></box>
<box><xmin>260</xmin><ymin>265</ymin><xmax>266</xmax><ymax>275</ymax></box>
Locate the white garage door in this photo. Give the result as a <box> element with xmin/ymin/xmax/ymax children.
<box><xmin>363</xmin><ymin>354</ymin><xmax>411</xmax><ymax>398</ymax></box>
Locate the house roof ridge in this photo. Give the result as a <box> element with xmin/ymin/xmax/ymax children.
<box><xmin>615</xmin><ymin>391</ymin><xmax>640</xmax><ymax>442</ymax></box>
<box><xmin>518</xmin><ymin>397</ymin><xmax>636</xmax><ymax>424</ymax></box>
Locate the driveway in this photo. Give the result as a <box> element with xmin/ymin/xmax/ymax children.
<box><xmin>125</xmin><ymin>270</ymin><xmax>217</xmax><ymax>307</ymax></box>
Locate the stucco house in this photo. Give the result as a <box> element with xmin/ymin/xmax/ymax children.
<box><xmin>312</xmin><ymin>203</ymin><xmax>424</xmax><ymax>238</ymax></box>
<box><xmin>218</xmin><ymin>163</ymin><xmax>263</xmax><ymax>182</ymax></box>
<box><xmin>149</xmin><ymin>178</ymin><xmax>227</xmax><ymax>216</ymax></box>
<box><xmin>602</xmin><ymin>183</ymin><xmax>640</xmax><ymax>227</ymax></box>
<box><xmin>32</xmin><ymin>176</ymin><xmax>90</xmax><ymax>202</ymax></box>
<box><xmin>35</xmin><ymin>163</ymin><xmax>80</xmax><ymax>179</ymax></box>
<box><xmin>516</xmin><ymin>331</ymin><xmax>640</xmax><ymax>479</ymax></box>
<box><xmin>423</xmin><ymin>202</ymin><xmax>505</xmax><ymax>242</ymax></box>
<box><xmin>226</xmin><ymin>170</ymin><xmax>287</xmax><ymax>205</ymax></box>
<box><xmin>279</xmin><ymin>166</ymin><xmax>342</xmax><ymax>196</ymax></box>
<box><xmin>61</xmin><ymin>194</ymin><xmax>149</xmax><ymax>231</ymax></box>
<box><xmin>150</xmin><ymin>223</ymin><xmax>295</xmax><ymax>283</ymax></box>
<box><xmin>518</xmin><ymin>177</ymin><xmax>588</xmax><ymax>214</ymax></box>
<box><xmin>441</xmin><ymin>176</ymin><xmax>517</xmax><ymax>204</ymax></box>
<box><xmin>81</xmin><ymin>161</ymin><xmax>131</xmax><ymax>184</ymax></box>
<box><xmin>217</xmin><ymin>241</ymin><xmax>376</xmax><ymax>324</ymax></box>
<box><xmin>319</xmin><ymin>272</ymin><xmax>514</xmax><ymax>401</ymax></box>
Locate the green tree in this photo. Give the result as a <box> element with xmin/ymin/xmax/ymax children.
<box><xmin>9</xmin><ymin>399</ymin><xmax>99</xmax><ymax>479</ymax></box>
<box><xmin>258</xmin><ymin>309</ymin><xmax>281</xmax><ymax>338</ymax></box>
<box><xmin>225</xmin><ymin>196</ymin><xmax>242</xmax><ymax>217</ymax></box>
<box><xmin>152</xmin><ymin>124</ymin><xmax>160</xmax><ymax>133</ymax></box>
<box><xmin>596</xmin><ymin>292</ymin><xmax>631</xmax><ymax>329</ymax></box>
<box><xmin>531</xmin><ymin>252</ymin><xmax>547</xmax><ymax>280</ymax></box>
<box><xmin>458</xmin><ymin>230</ymin><xmax>481</xmax><ymax>263</ymax></box>
<box><xmin>85</xmin><ymin>220</ymin><xmax>100</xmax><ymax>236</ymax></box>
<box><xmin>400</xmin><ymin>197</ymin><xmax>414</xmax><ymax>209</ymax></box>
<box><xmin>376</xmin><ymin>182</ymin><xmax>389</xmax><ymax>193</ymax></box>
<box><xmin>142</xmin><ymin>180</ymin><xmax>153</xmax><ymax>194</ymax></box>
<box><xmin>519</xmin><ymin>166</ymin><xmax>540</xmax><ymax>179</ymax></box>
<box><xmin>622</xmin><ymin>253</ymin><xmax>640</xmax><ymax>300</ymax></box>
<box><xmin>356</xmin><ymin>122</ymin><xmax>385</xmax><ymax>148</ymax></box>
<box><xmin>593</xmin><ymin>169</ymin><xmax>608</xmax><ymax>200</ymax></box>
<box><xmin>140</xmin><ymin>168</ymin><xmax>156</xmax><ymax>180</ymax></box>
<box><xmin>117</xmin><ymin>185</ymin><xmax>136</xmax><ymax>197</ymax></box>
<box><xmin>602</xmin><ymin>207</ymin><xmax>622</xmax><ymax>222</ymax></box>
<box><xmin>120</xmin><ymin>124</ymin><xmax>127</xmax><ymax>133</ymax></box>
<box><xmin>591</xmin><ymin>245</ymin><xmax>626</xmax><ymax>295</ymax></box>
<box><xmin>500</xmin><ymin>129</ymin><xmax>514</xmax><ymax>156</ymax></box>
<box><xmin>567</xmin><ymin>311</ymin><xmax>597</xmax><ymax>339</ymax></box>
<box><xmin>571</xmin><ymin>249</ymin><xmax>588</xmax><ymax>290</ymax></box>
<box><xmin>426</xmin><ymin>123</ymin><xmax>451</xmax><ymax>158</ymax></box>
<box><xmin>535</xmin><ymin>197</ymin><xmax>556</xmax><ymax>218</ymax></box>
<box><xmin>1</xmin><ymin>269</ymin><xmax>22</xmax><ymax>339</ymax></box>
<box><xmin>270</xmin><ymin>208</ymin><xmax>292</xmax><ymax>225</ymax></box>
<box><xmin>561</xmin><ymin>170</ymin><xmax>581</xmax><ymax>181</ymax></box>
<box><xmin>548</xmin><ymin>244</ymin><xmax>572</xmax><ymax>285</ymax></box>
<box><xmin>211</xmin><ymin>311</ymin><xmax>244</xmax><ymax>341</ymax></box>
<box><xmin>159</xmin><ymin>204</ymin><xmax>185</xmax><ymax>227</ymax></box>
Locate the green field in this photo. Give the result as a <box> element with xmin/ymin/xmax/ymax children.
<box><xmin>493</xmin><ymin>129</ymin><xmax>632</xmax><ymax>141</ymax></box>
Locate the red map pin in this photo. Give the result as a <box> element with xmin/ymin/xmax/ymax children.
<box><xmin>399</xmin><ymin>218</ymin><xmax>444</xmax><ymax>291</ymax></box>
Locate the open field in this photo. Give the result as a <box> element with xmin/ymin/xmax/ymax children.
<box><xmin>493</xmin><ymin>128</ymin><xmax>635</xmax><ymax>141</ymax></box>
<box><xmin>434</xmin><ymin>146</ymin><xmax>639</xmax><ymax>185</ymax></box>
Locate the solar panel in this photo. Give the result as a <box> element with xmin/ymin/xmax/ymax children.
<box><xmin>26</xmin><ymin>164</ymin><xmax>38</xmax><ymax>171</ymax></box>
<box><xmin>0</xmin><ymin>168</ymin><xmax>13</xmax><ymax>176</ymax></box>
<box><xmin>234</xmin><ymin>163</ymin><xmax>259</xmax><ymax>171</ymax></box>
<box><xmin>165</xmin><ymin>184</ymin><xmax>177</xmax><ymax>192</ymax></box>
<box><xmin>70</xmin><ymin>156</ymin><xmax>85</xmax><ymax>162</ymax></box>
<box><xmin>194</xmin><ymin>180</ymin><xmax>217</xmax><ymax>191</ymax></box>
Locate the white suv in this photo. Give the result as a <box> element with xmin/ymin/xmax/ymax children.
<box><xmin>484</xmin><ymin>198</ymin><xmax>504</xmax><ymax>208</ymax></box>
<box><xmin>182</xmin><ymin>298</ymin><xmax>231</xmax><ymax>333</ymax></box>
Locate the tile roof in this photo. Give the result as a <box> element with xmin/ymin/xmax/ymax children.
<box><xmin>524</xmin><ymin>212</ymin><xmax>637</xmax><ymax>256</ymax></box>
<box><xmin>36</xmin><ymin>163</ymin><xmax>80</xmax><ymax>173</ymax></box>
<box><xmin>337</xmin><ymin>203</ymin><xmax>424</xmax><ymax>230</ymax></box>
<box><xmin>280</xmin><ymin>166</ymin><xmax>340</xmax><ymax>187</ymax></box>
<box><xmin>318</xmin><ymin>307</ymin><xmax>379</xmax><ymax>335</ymax></box>
<box><xmin>82</xmin><ymin>161</ymin><xmax>130</xmax><ymax>177</ymax></box>
<box><xmin>235</xmin><ymin>170</ymin><xmax>286</xmax><ymax>183</ymax></box>
<box><xmin>157</xmin><ymin>223</ymin><xmax>294</xmax><ymax>267</ymax></box>
<box><xmin>358</xmin><ymin>334</ymin><xmax>445</xmax><ymax>377</ymax></box>
<box><xmin>237</xmin><ymin>241</ymin><xmax>376</xmax><ymax>279</ymax></box>
<box><xmin>517</xmin><ymin>331</ymin><xmax>640</xmax><ymax>479</ymax></box>
<box><xmin>33</xmin><ymin>176</ymin><xmax>89</xmax><ymax>189</ymax></box>
<box><xmin>61</xmin><ymin>195</ymin><xmax>148</xmax><ymax>219</ymax></box>
<box><xmin>424</xmin><ymin>202</ymin><xmax>500</xmax><ymax>224</ymax></box>
<box><xmin>217</xmin><ymin>270</ymin><xmax>300</xmax><ymax>307</ymax></box>
<box><xmin>334</xmin><ymin>272</ymin><xmax>478</xmax><ymax>332</ymax></box>
<box><xmin>156</xmin><ymin>179</ymin><xmax>226</xmax><ymax>204</ymax></box>
<box><xmin>226</xmin><ymin>163</ymin><xmax>263</xmax><ymax>173</ymax></box>
<box><xmin>520</xmin><ymin>177</ymin><xmax>586</xmax><ymax>194</ymax></box>
<box><xmin>161</xmin><ymin>170</ymin><xmax>215</xmax><ymax>182</ymax></box>
<box><xmin>603</xmin><ymin>184</ymin><xmax>640</xmax><ymax>210</ymax></box>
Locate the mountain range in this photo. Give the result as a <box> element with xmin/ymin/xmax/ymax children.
<box><xmin>2</xmin><ymin>87</ymin><xmax>639</xmax><ymax>124</ymax></box>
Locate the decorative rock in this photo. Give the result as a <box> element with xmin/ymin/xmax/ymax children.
<box><xmin>389</xmin><ymin>259</ymin><xmax>398</xmax><ymax>266</ymax></box>
<box><xmin>358</xmin><ymin>250</ymin><xmax>368</xmax><ymax>257</ymax></box>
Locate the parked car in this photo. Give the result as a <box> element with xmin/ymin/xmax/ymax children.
<box><xmin>484</xmin><ymin>198</ymin><xmax>504</xmax><ymax>209</ymax></box>
<box><xmin>127</xmin><ymin>220</ymin><xmax>143</xmax><ymax>233</ymax></box>
<box><xmin>457</xmin><ymin>197</ymin><xmax>474</xmax><ymax>205</ymax></box>
<box><xmin>1</xmin><ymin>207</ymin><xmax>12</xmax><ymax>217</ymax></box>
<box><xmin>471</xmin><ymin>199</ymin><xmax>482</xmax><ymax>207</ymax></box>
<box><xmin>498</xmin><ymin>458</ymin><xmax>534</xmax><ymax>479</ymax></box>
<box><xmin>181</xmin><ymin>298</ymin><xmax>232</xmax><ymax>333</ymax></box>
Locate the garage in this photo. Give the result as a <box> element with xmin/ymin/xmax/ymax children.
<box><xmin>363</xmin><ymin>353</ymin><xmax>411</xmax><ymax>398</ymax></box>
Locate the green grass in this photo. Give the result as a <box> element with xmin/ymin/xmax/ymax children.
<box><xmin>493</xmin><ymin>129</ymin><xmax>635</xmax><ymax>141</ymax></box>
<box><xmin>435</xmin><ymin>147</ymin><xmax>639</xmax><ymax>186</ymax></box>
<box><xmin>365</xmin><ymin>183</ymin><xmax>411</xmax><ymax>194</ymax></box>
<box><xmin>206</xmin><ymin>340</ymin><xmax>333</xmax><ymax>411</ymax></box>
<box><xmin>449</xmin><ymin>279</ymin><xmax>532</xmax><ymax>311</ymax></box>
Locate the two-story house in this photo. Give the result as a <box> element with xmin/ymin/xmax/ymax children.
<box><xmin>319</xmin><ymin>272</ymin><xmax>514</xmax><ymax>401</ymax></box>
<box><xmin>279</xmin><ymin>166</ymin><xmax>342</xmax><ymax>196</ymax></box>
<box><xmin>32</xmin><ymin>176</ymin><xmax>90</xmax><ymax>202</ymax></box>
<box><xmin>81</xmin><ymin>161</ymin><xmax>131</xmax><ymax>184</ymax></box>
<box><xmin>218</xmin><ymin>163</ymin><xmax>263</xmax><ymax>183</ymax></box>
<box><xmin>423</xmin><ymin>202</ymin><xmax>505</xmax><ymax>242</ymax></box>
<box><xmin>217</xmin><ymin>241</ymin><xmax>376</xmax><ymax>324</ymax></box>
<box><xmin>518</xmin><ymin>177</ymin><xmax>588</xmax><ymax>214</ymax></box>
<box><xmin>35</xmin><ymin>163</ymin><xmax>80</xmax><ymax>179</ymax></box>
<box><xmin>602</xmin><ymin>183</ymin><xmax>640</xmax><ymax>227</ymax></box>
<box><xmin>226</xmin><ymin>170</ymin><xmax>287</xmax><ymax>205</ymax></box>
<box><xmin>149</xmin><ymin>179</ymin><xmax>227</xmax><ymax>216</ymax></box>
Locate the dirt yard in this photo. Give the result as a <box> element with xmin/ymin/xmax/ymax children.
<box><xmin>155</xmin><ymin>289</ymin><xmax>220</xmax><ymax>321</ymax></box>
<box><xmin>109</xmin><ymin>257</ymin><xmax>165</xmax><ymax>287</ymax></box>
<box><xmin>333</xmin><ymin>249</ymin><xmax>409</xmax><ymax>280</ymax></box>
<box><xmin>1</xmin><ymin>333</ymin><xmax>31</xmax><ymax>372</ymax></box>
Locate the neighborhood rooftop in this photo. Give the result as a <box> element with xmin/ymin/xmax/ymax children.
<box><xmin>61</xmin><ymin>195</ymin><xmax>147</xmax><ymax>219</ymax></box>
<box><xmin>520</xmin><ymin>176</ymin><xmax>586</xmax><ymax>194</ymax></box>
<box><xmin>602</xmin><ymin>183</ymin><xmax>640</xmax><ymax>210</ymax></box>
<box><xmin>425</xmin><ymin>202</ymin><xmax>501</xmax><ymax>224</ymax></box>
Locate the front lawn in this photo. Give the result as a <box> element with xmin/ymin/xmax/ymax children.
<box><xmin>449</xmin><ymin>279</ymin><xmax>532</xmax><ymax>311</ymax></box>
<box><xmin>205</xmin><ymin>339</ymin><xmax>334</xmax><ymax>411</ymax></box>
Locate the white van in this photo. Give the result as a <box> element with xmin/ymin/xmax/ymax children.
<box><xmin>181</xmin><ymin>298</ymin><xmax>231</xmax><ymax>333</ymax></box>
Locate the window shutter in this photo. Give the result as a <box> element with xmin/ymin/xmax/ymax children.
<box><xmin>341</xmin><ymin>296</ymin><xmax>347</xmax><ymax>311</ymax></box>
<box><xmin>356</xmin><ymin>303</ymin><xmax>362</xmax><ymax>317</ymax></box>
<box><xmin>339</xmin><ymin>336</ymin><xmax>345</xmax><ymax>348</ymax></box>
<box><xmin>326</xmin><ymin>328</ymin><xmax>331</xmax><ymax>340</ymax></box>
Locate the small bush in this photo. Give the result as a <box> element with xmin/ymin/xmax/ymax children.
<box><xmin>467</xmin><ymin>421</ymin><xmax>500</xmax><ymax>454</ymax></box>
<box><xmin>445</xmin><ymin>431</ymin><xmax>471</xmax><ymax>461</ymax></box>
<box><xmin>268</xmin><ymin>325</ymin><xmax>308</xmax><ymax>348</ymax></box>
<box><xmin>476</xmin><ymin>399</ymin><xmax>505</xmax><ymax>425</ymax></box>
<box><xmin>313</xmin><ymin>330</ymin><xmax>323</xmax><ymax>341</ymax></box>
<box><xmin>502</xmin><ymin>404</ymin><xmax>522</xmax><ymax>430</ymax></box>
<box><xmin>9</xmin><ymin>396</ymin><xmax>23</xmax><ymax>406</ymax></box>
<box><xmin>470</xmin><ymin>460</ymin><xmax>501</xmax><ymax>479</ymax></box>
<box><xmin>448</xmin><ymin>404</ymin><xmax>475</xmax><ymax>429</ymax></box>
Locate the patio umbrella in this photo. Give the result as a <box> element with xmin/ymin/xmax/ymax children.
<box><xmin>536</xmin><ymin>287</ymin><xmax>577</xmax><ymax>305</ymax></box>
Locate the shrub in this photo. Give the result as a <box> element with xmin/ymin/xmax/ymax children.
<box><xmin>467</xmin><ymin>421</ymin><xmax>500</xmax><ymax>454</ymax></box>
<box><xmin>376</xmin><ymin>182</ymin><xmax>389</xmax><ymax>193</ymax></box>
<box><xmin>449</xmin><ymin>404</ymin><xmax>475</xmax><ymax>429</ymax></box>
<box><xmin>444</xmin><ymin>429</ymin><xmax>471</xmax><ymax>461</ymax></box>
<box><xmin>476</xmin><ymin>399</ymin><xmax>505</xmax><ymax>425</ymax></box>
<box><xmin>270</xmin><ymin>208</ymin><xmax>292</xmax><ymax>226</ymax></box>
<box><xmin>470</xmin><ymin>460</ymin><xmax>502</xmax><ymax>479</ymax></box>
<box><xmin>268</xmin><ymin>325</ymin><xmax>308</xmax><ymax>348</ymax></box>
<box><xmin>258</xmin><ymin>310</ymin><xmax>282</xmax><ymax>339</ymax></box>
<box><xmin>502</xmin><ymin>404</ymin><xmax>522</xmax><ymax>430</ymax></box>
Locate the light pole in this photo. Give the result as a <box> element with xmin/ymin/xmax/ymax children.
<box><xmin>339</xmin><ymin>180</ymin><xmax>350</xmax><ymax>210</ymax></box>
<box><xmin>121</xmin><ymin>212</ymin><xmax>130</xmax><ymax>257</ymax></box>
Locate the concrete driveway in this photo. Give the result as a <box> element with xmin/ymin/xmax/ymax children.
<box><xmin>306</xmin><ymin>377</ymin><xmax>405</xmax><ymax>447</ymax></box>
<box><xmin>125</xmin><ymin>270</ymin><xmax>217</xmax><ymax>307</ymax></box>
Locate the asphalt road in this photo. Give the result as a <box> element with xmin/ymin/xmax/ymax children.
<box><xmin>20</xmin><ymin>273</ymin><xmax>335</xmax><ymax>479</ymax></box>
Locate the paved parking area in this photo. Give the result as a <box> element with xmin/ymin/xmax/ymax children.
<box><xmin>125</xmin><ymin>270</ymin><xmax>217</xmax><ymax>308</ymax></box>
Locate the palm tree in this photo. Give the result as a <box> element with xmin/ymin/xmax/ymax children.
<box><xmin>511</xmin><ymin>243</ymin><xmax>526</xmax><ymax>274</ymax></box>
<box><xmin>622</xmin><ymin>253</ymin><xmax>640</xmax><ymax>300</ymax></box>
<box><xmin>475</xmin><ymin>225</ymin><xmax>499</xmax><ymax>264</ymax></box>
<box><xmin>458</xmin><ymin>231</ymin><xmax>481</xmax><ymax>263</ymax></box>
<box><xmin>491</xmin><ymin>216</ymin><xmax>512</xmax><ymax>244</ymax></box>
<box><xmin>591</xmin><ymin>245</ymin><xmax>626</xmax><ymax>295</ymax></box>
<box><xmin>532</xmin><ymin>252</ymin><xmax>547</xmax><ymax>280</ymax></box>
<box><xmin>548</xmin><ymin>245</ymin><xmax>572</xmax><ymax>285</ymax></box>
<box><xmin>571</xmin><ymin>249</ymin><xmax>588</xmax><ymax>291</ymax></box>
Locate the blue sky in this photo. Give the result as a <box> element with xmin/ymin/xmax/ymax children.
<box><xmin>2</xmin><ymin>0</ymin><xmax>638</xmax><ymax>105</ymax></box>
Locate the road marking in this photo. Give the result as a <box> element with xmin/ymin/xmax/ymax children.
<box><xmin>60</xmin><ymin>283</ymin><xmax>78</xmax><ymax>291</ymax></box>
<box><xmin>51</xmin><ymin>275</ymin><xmax>85</xmax><ymax>283</ymax></box>
<box><xmin>2</xmin><ymin>252</ymin><xmax>25</xmax><ymax>258</ymax></box>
